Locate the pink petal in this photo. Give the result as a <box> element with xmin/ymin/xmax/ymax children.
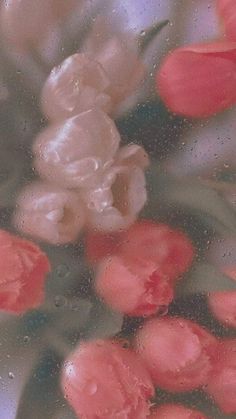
<box><xmin>14</xmin><ymin>182</ymin><xmax>85</xmax><ymax>245</ymax></box>
<box><xmin>41</xmin><ymin>53</ymin><xmax>112</xmax><ymax>122</ymax></box>
<box><xmin>62</xmin><ymin>339</ymin><xmax>154</xmax><ymax>419</ymax></box>
<box><xmin>95</xmin><ymin>255</ymin><xmax>173</xmax><ymax>317</ymax></box>
<box><xmin>149</xmin><ymin>404</ymin><xmax>207</xmax><ymax>419</ymax></box>
<box><xmin>218</xmin><ymin>0</ymin><xmax>236</xmax><ymax>41</ymax></box>
<box><xmin>157</xmin><ymin>41</ymin><xmax>236</xmax><ymax>118</ymax></box>
<box><xmin>0</xmin><ymin>230</ymin><xmax>50</xmax><ymax>314</ymax></box>
<box><xmin>135</xmin><ymin>317</ymin><xmax>217</xmax><ymax>392</ymax></box>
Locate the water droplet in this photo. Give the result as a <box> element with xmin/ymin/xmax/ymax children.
<box><xmin>23</xmin><ymin>335</ymin><xmax>30</xmax><ymax>344</ymax></box>
<box><xmin>140</xmin><ymin>30</ymin><xmax>146</xmax><ymax>37</ymax></box>
<box><xmin>84</xmin><ymin>381</ymin><xmax>97</xmax><ymax>395</ymax></box>
<box><xmin>70</xmin><ymin>299</ymin><xmax>81</xmax><ymax>311</ymax></box>
<box><xmin>56</xmin><ymin>264</ymin><xmax>70</xmax><ymax>278</ymax></box>
<box><xmin>8</xmin><ymin>372</ymin><xmax>15</xmax><ymax>379</ymax></box>
<box><xmin>54</xmin><ymin>295</ymin><xmax>66</xmax><ymax>308</ymax></box>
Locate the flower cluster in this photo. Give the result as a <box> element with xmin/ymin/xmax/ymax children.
<box><xmin>61</xmin><ymin>325</ymin><xmax>236</xmax><ymax>417</ymax></box>
<box><xmin>156</xmin><ymin>1</ymin><xmax>236</xmax><ymax>118</ymax></box>
<box><xmin>13</xmin><ymin>21</ymin><xmax>148</xmax><ymax>244</ymax></box>
<box><xmin>0</xmin><ymin>1</ymin><xmax>235</xmax><ymax>418</ymax></box>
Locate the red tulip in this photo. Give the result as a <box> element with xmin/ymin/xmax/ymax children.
<box><xmin>149</xmin><ymin>404</ymin><xmax>207</xmax><ymax>419</ymax></box>
<box><xmin>209</xmin><ymin>291</ymin><xmax>236</xmax><ymax>328</ymax></box>
<box><xmin>95</xmin><ymin>255</ymin><xmax>174</xmax><ymax>317</ymax></box>
<box><xmin>0</xmin><ymin>230</ymin><xmax>50</xmax><ymax>314</ymax></box>
<box><xmin>62</xmin><ymin>339</ymin><xmax>154</xmax><ymax>419</ymax></box>
<box><xmin>218</xmin><ymin>0</ymin><xmax>236</xmax><ymax>41</ymax></box>
<box><xmin>135</xmin><ymin>317</ymin><xmax>217</xmax><ymax>392</ymax></box>
<box><xmin>119</xmin><ymin>220</ymin><xmax>194</xmax><ymax>283</ymax></box>
<box><xmin>157</xmin><ymin>41</ymin><xmax>236</xmax><ymax>118</ymax></box>
<box><xmin>207</xmin><ymin>339</ymin><xmax>236</xmax><ymax>414</ymax></box>
<box><xmin>209</xmin><ymin>267</ymin><xmax>236</xmax><ymax>328</ymax></box>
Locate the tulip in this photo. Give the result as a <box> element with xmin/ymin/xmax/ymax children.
<box><xmin>208</xmin><ymin>267</ymin><xmax>236</xmax><ymax>328</ymax></box>
<box><xmin>149</xmin><ymin>403</ymin><xmax>207</xmax><ymax>419</ymax></box>
<box><xmin>0</xmin><ymin>0</ymin><xmax>78</xmax><ymax>52</ymax></box>
<box><xmin>119</xmin><ymin>220</ymin><xmax>194</xmax><ymax>283</ymax></box>
<box><xmin>13</xmin><ymin>182</ymin><xmax>85</xmax><ymax>245</ymax></box>
<box><xmin>41</xmin><ymin>53</ymin><xmax>112</xmax><ymax>122</ymax></box>
<box><xmin>0</xmin><ymin>230</ymin><xmax>50</xmax><ymax>313</ymax></box>
<box><xmin>135</xmin><ymin>317</ymin><xmax>217</xmax><ymax>392</ymax></box>
<box><xmin>157</xmin><ymin>41</ymin><xmax>236</xmax><ymax>118</ymax></box>
<box><xmin>84</xmin><ymin>18</ymin><xmax>146</xmax><ymax>105</ymax></box>
<box><xmin>85</xmin><ymin>145</ymin><xmax>149</xmax><ymax>232</ymax></box>
<box><xmin>218</xmin><ymin>0</ymin><xmax>236</xmax><ymax>41</ymax></box>
<box><xmin>62</xmin><ymin>339</ymin><xmax>154</xmax><ymax>419</ymax></box>
<box><xmin>95</xmin><ymin>255</ymin><xmax>174</xmax><ymax>317</ymax></box>
<box><xmin>33</xmin><ymin>109</ymin><xmax>120</xmax><ymax>190</ymax></box>
<box><xmin>206</xmin><ymin>339</ymin><xmax>236</xmax><ymax>413</ymax></box>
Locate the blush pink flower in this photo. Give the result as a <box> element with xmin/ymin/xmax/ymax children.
<box><xmin>41</xmin><ymin>53</ymin><xmax>112</xmax><ymax>122</ymax></box>
<box><xmin>157</xmin><ymin>41</ymin><xmax>236</xmax><ymax>118</ymax></box>
<box><xmin>33</xmin><ymin>109</ymin><xmax>120</xmax><ymax>190</ymax></box>
<box><xmin>13</xmin><ymin>182</ymin><xmax>85</xmax><ymax>245</ymax></box>
<box><xmin>218</xmin><ymin>0</ymin><xmax>236</xmax><ymax>41</ymax></box>
<box><xmin>0</xmin><ymin>230</ymin><xmax>50</xmax><ymax>314</ymax></box>
<box><xmin>149</xmin><ymin>404</ymin><xmax>207</xmax><ymax>419</ymax></box>
<box><xmin>95</xmin><ymin>255</ymin><xmax>174</xmax><ymax>317</ymax></box>
<box><xmin>84</xmin><ymin>18</ymin><xmax>146</xmax><ymax>105</ymax></box>
<box><xmin>85</xmin><ymin>145</ymin><xmax>149</xmax><ymax>232</ymax></box>
<box><xmin>118</xmin><ymin>220</ymin><xmax>194</xmax><ymax>283</ymax></box>
<box><xmin>209</xmin><ymin>291</ymin><xmax>236</xmax><ymax>328</ymax></box>
<box><xmin>61</xmin><ymin>339</ymin><xmax>154</xmax><ymax>419</ymax></box>
<box><xmin>206</xmin><ymin>339</ymin><xmax>236</xmax><ymax>414</ymax></box>
<box><xmin>208</xmin><ymin>266</ymin><xmax>236</xmax><ymax>328</ymax></box>
<box><xmin>135</xmin><ymin>317</ymin><xmax>217</xmax><ymax>392</ymax></box>
<box><xmin>0</xmin><ymin>0</ymin><xmax>78</xmax><ymax>52</ymax></box>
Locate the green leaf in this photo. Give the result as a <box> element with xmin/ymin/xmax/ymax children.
<box><xmin>146</xmin><ymin>165</ymin><xmax>236</xmax><ymax>235</ymax></box>
<box><xmin>83</xmin><ymin>300</ymin><xmax>124</xmax><ymax>340</ymax></box>
<box><xmin>178</xmin><ymin>263</ymin><xmax>236</xmax><ymax>296</ymax></box>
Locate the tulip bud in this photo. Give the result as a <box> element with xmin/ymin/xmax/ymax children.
<box><xmin>0</xmin><ymin>230</ymin><xmax>50</xmax><ymax>313</ymax></box>
<box><xmin>136</xmin><ymin>317</ymin><xmax>217</xmax><ymax>392</ymax></box>
<box><xmin>14</xmin><ymin>182</ymin><xmax>85</xmax><ymax>245</ymax></box>
<box><xmin>62</xmin><ymin>339</ymin><xmax>154</xmax><ymax>419</ymax></box>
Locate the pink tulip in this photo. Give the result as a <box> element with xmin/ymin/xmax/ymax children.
<box><xmin>33</xmin><ymin>109</ymin><xmax>120</xmax><ymax>190</ymax></box>
<box><xmin>209</xmin><ymin>291</ymin><xmax>236</xmax><ymax>328</ymax></box>
<box><xmin>41</xmin><ymin>53</ymin><xmax>112</xmax><ymax>122</ymax></box>
<box><xmin>157</xmin><ymin>41</ymin><xmax>236</xmax><ymax>118</ymax></box>
<box><xmin>84</xmin><ymin>18</ymin><xmax>146</xmax><ymax>105</ymax></box>
<box><xmin>207</xmin><ymin>339</ymin><xmax>236</xmax><ymax>413</ymax></box>
<box><xmin>118</xmin><ymin>220</ymin><xmax>194</xmax><ymax>283</ymax></box>
<box><xmin>135</xmin><ymin>317</ymin><xmax>217</xmax><ymax>392</ymax></box>
<box><xmin>149</xmin><ymin>404</ymin><xmax>207</xmax><ymax>419</ymax></box>
<box><xmin>14</xmin><ymin>182</ymin><xmax>85</xmax><ymax>245</ymax></box>
<box><xmin>0</xmin><ymin>230</ymin><xmax>50</xmax><ymax>314</ymax></box>
<box><xmin>62</xmin><ymin>339</ymin><xmax>154</xmax><ymax>419</ymax></box>
<box><xmin>218</xmin><ymin>0</ymin><xmax>236</xmax><ymax>41</ymax></box>
<box><xmin>209</xmin><ymin>267</ymin><xmax>236</xmax><ymax>328</ymax></box>
<box><xmin>95</xmin><ymin>255</ymin><xmax>174</xmax><ymax>317</ymax></box>
<box><xmin>0</xmin><ymin>0</ymin><xmax>78</xmax><ymax>51</ymax></box>
<box><xmin>85</xmin><ymin>145</ymin><xmax>149</xmax><ymax>232</ymax></box>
